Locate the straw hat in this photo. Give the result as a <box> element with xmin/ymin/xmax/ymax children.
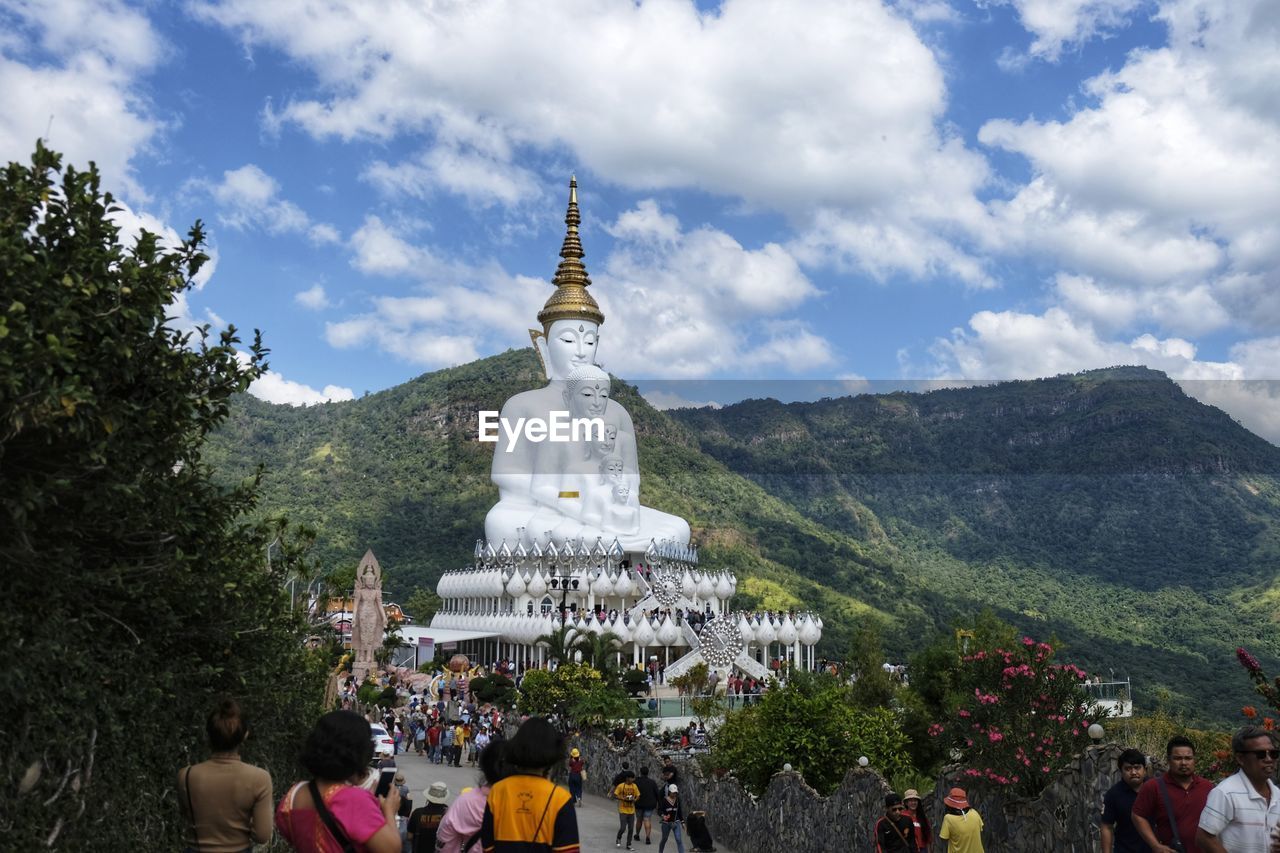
<box><xmin>943</xmin><ymin>787</ymin><xmax>969</xmax><ymax>809</ymax></box>
<box><xmin>570</xmin><ymin>748</ymin><xmax>580</xmax><ymax>758</ymax></box>
<box><xmin>425</xmin><ymin>781</ymin><xmax>449</xmax><ymax>805</ymax></box>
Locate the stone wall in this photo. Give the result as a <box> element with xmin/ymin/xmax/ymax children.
<box><xmin>569</xmin><ymin>733</ymin><xmax>1125</xmax><ymax>853</ymax></box>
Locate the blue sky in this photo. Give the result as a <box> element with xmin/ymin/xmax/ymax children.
<box><xmin>3</xmin><ymin>0</ymin><xmax>1279</xmax><ymax>439</ymax></box>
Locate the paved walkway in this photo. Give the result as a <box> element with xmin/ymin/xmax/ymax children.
<box><xmin>394</xmin><ymin>748</ymin><xmax>733</xmax><ymax>852</ymax></box>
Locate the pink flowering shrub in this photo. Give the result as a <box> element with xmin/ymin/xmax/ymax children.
<box><xmin>931</xmin><ymin>637</ymin><xmax>1098</xmax><ymax>797</ymax></box>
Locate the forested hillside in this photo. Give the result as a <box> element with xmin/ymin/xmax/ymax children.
<box><xmin>207</xmin><ymin>356</ymin><xmax>1280</xmax><ymax>720</ymax></box>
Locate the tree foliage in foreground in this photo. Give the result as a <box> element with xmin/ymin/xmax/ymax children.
<box><xmin>0</xmin><ymin>143</ymin><xmax>327</xmax><ymax>850</ymax></box>
<box><xmin>709</xmin><ymin>671</ymin><xmax>911</xmax><ymax>796</ymax></box>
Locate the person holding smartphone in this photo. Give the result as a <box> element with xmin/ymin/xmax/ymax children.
<box><xmin>656</xmin><ymin>784</ymin><xmax>684</xmax><ymax>853</ymax></box>
<box><xmin>275</xmin><ymin>711</ymin><xmax>403</xmax><ymax>853</ymax></box>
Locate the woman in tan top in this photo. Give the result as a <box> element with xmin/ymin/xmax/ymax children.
<box><xmin>179</xmin><ymin>698</ymin><xmax>273</xmax><ymax>852</ymax></box>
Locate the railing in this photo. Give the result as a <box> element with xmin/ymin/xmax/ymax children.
<box><xmin>1084</xmin><ymin>678</ymin><xmax>1133</xmax><ymax>718</ymax></box>
<box><xmin>631</xmin><ymin>693</ymin><xmax>765</xmax><ymax>718</ymax></box>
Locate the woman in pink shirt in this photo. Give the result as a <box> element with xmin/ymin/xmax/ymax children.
<box><xmin>276</xmin><ymin>711</ymin><xmax>403</xmax><ymax>853</ymax></box>
<box><xmin>436</xmin><ymin>741</ymin><xmax>507</xmax><ymax>853</ymax></box>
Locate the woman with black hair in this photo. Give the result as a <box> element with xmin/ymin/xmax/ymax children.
<box><xmin>179</xmin><ymin>698</ymin><xmax>273</xmax><ymax>852</ymax></box>
<box><xmin>275</xmin><ymin>710</ymin><xmax>403</xmax><ymax>853</ymax></box>
<box><xmin>480</xmin><ymin>717</ymin><xmax>579</xmax><ymax>853</ymax></box>
<box><xmin>436</xmin><ymin>741</ymin><xmax>507</xmax><ymax>853</ymax></box>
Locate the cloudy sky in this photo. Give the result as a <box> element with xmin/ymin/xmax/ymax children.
<box><xmin>3</xmin><ymin>0</ymin><xmax>1279</xmax><ymax>438</ymax></box>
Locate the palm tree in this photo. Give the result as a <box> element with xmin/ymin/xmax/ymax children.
<box><xmin>535</xmin><ymin>624</ymin><xmax>579</xmax><ymax>665</ymax></box>
<box><xmin>573</xmin><ymin>631</ymin><xmax>625</xmax><ymax>673</ymax></box>
<box><xmin>534</xmin><ymin>626</ymin><xmax>624</xmax><ymax>673</ymax></box>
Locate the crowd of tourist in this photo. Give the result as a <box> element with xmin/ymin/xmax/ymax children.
<box><xmin>179</xmin><ymin>690</ymin><xmax>1280</xmax><ymax>852</ymax></box>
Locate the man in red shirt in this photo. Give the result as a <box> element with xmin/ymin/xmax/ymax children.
<box><xmin>1132</xmin><ymin>736</ymin><xmax>1213</xmax><ymax>853</ymax></box>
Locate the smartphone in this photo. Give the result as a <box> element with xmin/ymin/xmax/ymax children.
<box><xmin>375</xmin><ymin>766</ymin><xmax>397</xmax><ymax>798</ymax></box>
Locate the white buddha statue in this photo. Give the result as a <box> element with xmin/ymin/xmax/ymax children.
<box><xmin>484</xmin><ymin>178</ymin><xmax>690</xmax><ymax>553</ymax></box>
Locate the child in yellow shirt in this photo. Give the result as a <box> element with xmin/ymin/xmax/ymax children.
<box><xmin>614</xmin><ymin>769</ymin><xmax>640</xmax><ymax>850</ymax></box>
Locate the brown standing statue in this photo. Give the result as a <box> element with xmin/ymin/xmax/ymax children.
<box><xmin>350</xmin><ymin>550</ymin><xmax>386</xmax><ymax>685</ymax></box>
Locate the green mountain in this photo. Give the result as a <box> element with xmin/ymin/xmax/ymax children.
<box><xmin>206</xmin><ymin>355</ymin><xmax>1280</xmax><ymax>721</ymax></box>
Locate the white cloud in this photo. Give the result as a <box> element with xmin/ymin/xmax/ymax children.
<box><xmin>349</xmin><ymin>215</ymin><xmax>435</xmax><ymax>276</ymax></box>
<box><xmin>294</xmin><ymin>284</ymin><xmax>330</xmax><ymax>310</ymax></box>
<box><xmin>0</xmin><ymin>19</ymin><xmax>161</xmax><ymax>201</ymax></box>
<box><xmin>597</xmin><ymin>201</ymin><xmax>832</xmax><ymax>377</ymax></box>
<box><xmin>929</xmin><ymin>306</ymin><xmax>1240</xmax><ymax>380</ymax></box>
<box><xmin>326</xmin><ymin>202</ymin><xmax>830</xmax><ymax>376</ymax></box>
<box><xmin>205</xmin><ymin>164</ymin><xmax>338</xmax><ymax>242</ymax></box>
<box><xmin>987</xmin><ymin>0</ymin><xmax>1146</xmax><ymax>62</ymax></box>
<box><xmin>640</xmin><ymin>390</ymin><xmax>724</xmax><ymax>411</ymax></box>
<box><xmin>191</xmin><ymin>0</ymin><xmax>993</xmax><ymax>283</ymax></box>
<box><xmin>362</xmin><ymin>144</ymin><xmax>541</xmax><ymax>209</ymax></box>
<box><xmin>249</xmin><ymin>371</ymin><xmax>356</xmax><ymax>406</ymax></box>
<box><xmin>976</xmin><ymin>0</ymin><xmax>1280</xmax><ymax>337</ymax></box>
<box><xmin>924</xmin><ymin>305</ymin><xmax>1280</xmax><ymax>443</ymax></box>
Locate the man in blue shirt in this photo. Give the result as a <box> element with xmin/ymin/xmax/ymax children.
<box><xmin>1102</xmin><ymin>748</ymin><xmax>1152</xmax><ymax>853</ymax></box>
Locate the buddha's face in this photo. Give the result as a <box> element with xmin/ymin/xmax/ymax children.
<box><xmin>567</xmin><ymin>378</ymin><xmax>610</xmax><ymax>419</ymax></box>
<box><xmin>544</xmin><ymin>320</ymin><xmax>600</xmax><ymax>380</ymax></box>
<box><xmin>598</xmin><ymin>424</ymin><xmax>618</xmax><ymax>454</ymax></box>
<box><xmin>600</xmin><ymin>455</ymin><xmax>625</xmax><ymax>483</ymax></box>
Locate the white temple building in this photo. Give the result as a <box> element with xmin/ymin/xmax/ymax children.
<box><xmin>431</xmin><ymin>179</ymin><xmax>821</xmax><ymax>680</ymax></box>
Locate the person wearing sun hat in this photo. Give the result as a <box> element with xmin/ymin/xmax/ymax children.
<box><xmin>939</xmin><ymin>787</ymin><xmax>984</xmax><ymax>853</ymax></box>
<box><xmin>406</xmin><ymin>781</ymin><xmax>449</xmax><ymax>853</ymax></box>
<box><xmin>874</xmin><ymin>792</ymin><xmax>917</xmax><ymax>852</ymax></box>
<box><xmin>567</xmin><ymin>747</ymin><xmax>586</xmax><ymax>806</ymax></box>
<box><xmin>901</xmin><ymin>789</ymin><xmax>933</xmax><ymax>851</ymax></box>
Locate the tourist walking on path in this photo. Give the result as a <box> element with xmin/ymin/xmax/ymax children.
<box><xmin>275</xmin><ymin>710</ymin><xmax>403</xmax><ymax>853</ymax></box>
<box><xmin>656</xmin><ymin>784</ymin><xmax>686</xmax><ymax>853</ymax></box>
<box><xmin>567</xmin><ymin>747</ymin><xmax>587</xmax><ymax>806</ymax></box>
<box><xmin>1132</xmin><ymin>736</ymin><xmax>1213</xmax><ymax>853</ymax></box>
<box><xmin>874</xmin><ymin>792</ymin><xmax>918</xmax><ymax>852</ymax></box>
<box><xmin>480</xmin><ymin>717</ymin><xmax>579</xmax><ymax>853</ymax></box>
<box><xmin>901</xmin><ymin>789</ymin><xmax>932</xmax><ymax>852</ymax></box>
<box><xmin>405</xmin><ymin>781</ymin><xmax>448</xmax><ymax>853</ymax></box>
<box><xmin>939</xmin><ymin>787</ymin><xmax>984</xmax><ymax>853</ymax></box>
<box><xmin>634</xmin><ymin>766</ymin><xmax>662</xmax><ymax>845</ymax></box>
<box><xmin>436</xmin><ymin>743</ymin><xmax>506</xmax><ymax>853</ymax></box>
<box><xmin>614</xmin><ymin>769</ymin><xmax>640</xmax><ymax>850</ymax></box>
<box><xmin>178</xmin><ymin>698</ymin><xmax>273</xmax><ymax>853</ymax></box>
<box><xmin>1197</xmin><ymin>725</ymin><xmax>1280</xmax><ymax>852</ymax></box>
<box><xmin>1101</xmin><ymin>748</ymin><xmax>1151</xmax><ymax>853</ymax></box>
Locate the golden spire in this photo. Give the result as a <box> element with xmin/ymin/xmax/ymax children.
<box><xmin>537</xmin><ymin>175</ymin><xmax>604</xmax><ymax>330</ymax></box>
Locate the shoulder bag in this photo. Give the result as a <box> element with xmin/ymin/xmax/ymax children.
<box><xmin>182</xmin><ymin>765</ymin><xmax>200</xmax><ymax>853</ymax></box>
<box><xmin>1155</xmin><ymin>776</ymin><xmax>1187</xmax><ymax>853</ymax></box>
<box><xmin>308</xmin><ymin>780</ymin><xmax>359</xmax><ymax>853</ymax></box>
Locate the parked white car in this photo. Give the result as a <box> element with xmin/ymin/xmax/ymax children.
<box><xmin>369</xmin><ymin>723</ymin><xmax>395</xmax><ymax>761</ymax></box>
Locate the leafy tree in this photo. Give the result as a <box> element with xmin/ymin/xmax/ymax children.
<box><xmin>517</xmin><ymin>663</ymin><xmax>603</xmax><ymax>721</ymax></box>
<box><xmin>571</xmin><ymin>680</ymin><xmax>638</xmax><ymax>728</ymax></box>
<box><xmin>0</xmin><ymin>144</ymin><xmax>326</xmax><ymax>848</ymax></box>
<box><xmin>709</xmin><ymin>671</ymin><xmax>911</xmax><ymax>796</ymax></box>
<box><xmin>471</xmin><ymin>672</ymin><xmax>518</xmax><ymax>709</ymax></box>
<box><xmin>405</xmin><ymin>586</ymin><xmax>442</xmax><ymax>624</ymax></box>
<box><xmin>845</xmin><ymin>623</ymin><xmax>896</xmax><ymax>710</ymax></box>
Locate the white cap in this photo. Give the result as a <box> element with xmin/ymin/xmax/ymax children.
<box><xmin>668</xmin><ymin>784</ymin><xmax>679</xmax><ymax>794</ymax></box>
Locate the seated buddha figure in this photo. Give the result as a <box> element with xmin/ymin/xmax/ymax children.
<box><xmin>483</xmin><ymin>178</ymin><xmax>689</xmax><ymax>553</ymax></box>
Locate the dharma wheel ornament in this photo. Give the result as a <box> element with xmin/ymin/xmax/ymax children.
<box><xmin>697</xmin><ymin>617</ymin><xmax>744</xmax><ymax>668</ymax></box>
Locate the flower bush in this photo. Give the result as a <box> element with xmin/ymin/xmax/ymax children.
<box><xmin>1237</xmin><ymin>647</ymin><xmax>1280</xmax><ymax>717</ymax></box>
<box><xmin>933</xmin><ymin>636</ymin><xmax>1098</xmax><ymax>797</ymax></box>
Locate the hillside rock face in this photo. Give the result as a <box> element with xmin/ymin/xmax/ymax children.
<box><xmin>207</xmin><ymin>356</ymin><xmax>1280</xmax><ymax>719</ymax></box>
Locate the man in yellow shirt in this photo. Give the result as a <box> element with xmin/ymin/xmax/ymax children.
<box><xmin>939</xmin><ymin>787</ymin><xmax>985</xmax><ymax>853</ymax></box>
<box><xmin>614</xmin><ymin>769</ymin><xmax>640</xmax><ymax>850</ymax></box>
